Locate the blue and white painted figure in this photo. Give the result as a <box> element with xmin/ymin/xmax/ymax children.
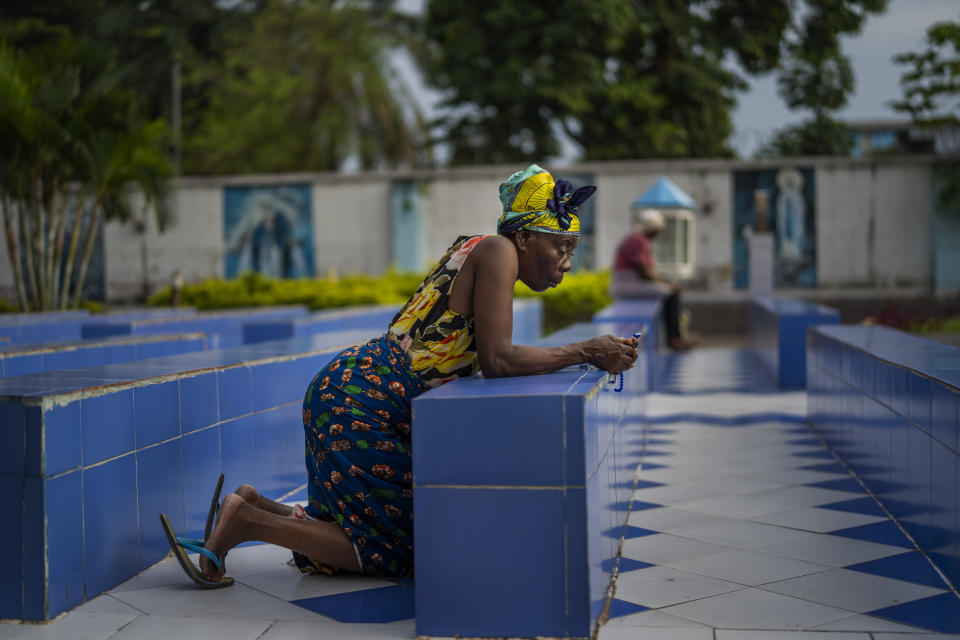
<box><xmin>223</xmin><ymin>185</ymin><xmax>314</xmax><ymax>279</ymax></box>
<box><xmin>775</xmin><ymin>168</ymin><xmax>806</xmax><ymax>262</ymax></box>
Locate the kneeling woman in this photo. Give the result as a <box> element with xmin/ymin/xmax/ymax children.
<box><xmin>163</xmin><ymin>165</ymin><xmax>639</xmax><ymax>586</ymax></box>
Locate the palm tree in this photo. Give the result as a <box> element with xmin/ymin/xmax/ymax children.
<box><xmin>186</xmin><ymin>0</ymin><xmax>432</xmax><ymax>174</ymax></box>
<box><xmin>0</xmin><ymin>30</ymin><xmax>172</xmax><ymax>310</ymax></box>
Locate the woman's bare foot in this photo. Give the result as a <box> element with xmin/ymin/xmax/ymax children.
<box><xmin>199</xmin><ymin>493</ymin><xmax>246</xmax><ymax>581</ymax></box>
<box><xmin>234</xmin><ymin>484</ymin><xmax>260</xmax><ymax>504</ymax></box>
<box><xmin>234</xmin><ymin>484</ymin><xmax>294</xmax><ymax>517</ymax></box>
<box><xmin>199</xmin><ymin>487</ymin><xmax>361</xmax><ymax>578</ymax></box>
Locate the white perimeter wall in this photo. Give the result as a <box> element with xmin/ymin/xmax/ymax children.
<box><xmin>816</xmin><ymin>163</ymin><xmax>932</xmax><ymax>288</ymax></box>
<box><xmin>0</xmin><ymin>157</ymin><xmax>937</xmax><ymax>301</ymax></box>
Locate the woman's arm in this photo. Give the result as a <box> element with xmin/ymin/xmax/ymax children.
<box><xmin>470</xmin><ymin>237</ymin><xmax>637</xmax><ymax>378</ymax></box>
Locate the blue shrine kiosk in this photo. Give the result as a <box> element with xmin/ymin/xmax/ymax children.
<box><xmin>632</xmin><ymin>177</ymin><xmax>696</xmax><ymax>280</ymax></box>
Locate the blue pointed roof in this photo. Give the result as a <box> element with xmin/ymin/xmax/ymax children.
<box><xmin>633</xmin><ymin>177</ymin><xmax>695</xmax><ymax>210</ymax></box>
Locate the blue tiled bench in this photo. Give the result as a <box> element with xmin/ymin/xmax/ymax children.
<box><xmin>0</xmin><ymin>333</ymin><xmax>207</xmax><ymax>377</ymax></box>
<box><xmin>244</xmin><ymin>299</ymin><xmax>542</xmax><ymax>345</ymax></box>
<box><xmin>0</xmin><ymin>329</ymin><xmax>373</xmax><ymax>622</ymax></box>
<box><xmin>0</xmin><ymin>311</ymin><xmax>90</xmax><ymax>345</ymax></box>
<box><xmin>807</xmin><ymin>325</ymin><xmax>960</xmax><ymax>588</ymax></box>
<box><xmin>413</xmin><ymin>321</ymin><xmax>647</xmax><ymax>639</ymax></box>
<box><xmin>243</xmin><ymin>305</ymin><xmax>400</xmax><ymax>344</ymax></box>
<box><xmin>0</xmin><ymin>301</ymin><xmax>544</xmax><ymax>622</ymax></box>
<box><xmin>593</xmin><ymin>300</ymin><xmax>663</xmax><ymax>390</ymax></box>
<box><xmin>508</xmin><ymin>298</ymin><xmax>543</xmax><ymax>345</ymax></box>
<box><xmin>82</xmin><ymin>306</ymin><xmax>309</xmax><ymax>349</ymax></box>
<box><xmin>0</xmin><ymin>309</ymin><xmax>197</xmax><ymax>346</ymax></box>
<box><xmin>750</xmin><ymin>297</ymin><xmax>840</xmax><ymax>389</ymax></box>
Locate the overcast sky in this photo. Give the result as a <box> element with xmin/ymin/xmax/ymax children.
<box><xmin>392</xmin><ymin>0</ymin><xmax>958</xmax><ymax>162</ymax></box>
<box><xmin>731</xmin><ymin>0</ymin><xmax>959</xmax><ymax>155</ymax></box>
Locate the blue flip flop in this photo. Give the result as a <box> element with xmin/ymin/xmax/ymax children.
<box><xmin>205</xmin><ymin>473</ymin><xmax>225</xmax><ymax>541</ymax></box>
<box><xmin>159</xmin><ymin>512</ymin><xmax>234</xmax><ymax>589</ymax></box>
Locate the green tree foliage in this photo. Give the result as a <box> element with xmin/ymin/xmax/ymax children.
<box><xmin>0</xmin><ymin>23</ymin><xmax>172</xmax><ymax>310</ymax></box>
<box><xmin>186</xmin><ymin>0</ymin><xmax>431</xmax><ymax>173</ymax></box>
<box><xmin>892</xmin><ymin>20</ymin><xmax>960</xmax><ymax>122</ymax></box>
<box><xmin>756</xmin><ymin>117</ymin><xmax>854</xmax><ymax>157</ymax></box>
<box><xmin>891</xmin><ymin>19</ymin><xmax>960</xmax><ymax>209</ymax></box>
<box><xmin>761</xmin><ymin>0</ymin><xmax>887</xmax><ymax>157</ymax></box>
<box><xmin>423</xmin><ymin>0</ymin><xmax>886</xmax><ymax>163</ymax></box>
<box><xmin>2</xmin><ymin>0</ymin><xmax>428</xmax><ymax>175</ymax></box>
<box><xmin>0</xmin><ymin>1</ymin><xmax>260</xmax><ymax>163</ymax></box>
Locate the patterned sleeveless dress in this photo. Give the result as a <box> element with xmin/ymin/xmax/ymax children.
<box><xmin>301</xmin><ymin>235</ymin><xmax>486</xmax><ymax>577</ymax></box>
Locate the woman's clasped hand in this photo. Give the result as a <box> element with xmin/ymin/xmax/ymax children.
<box><xmin>584</xmin><ymin>335</ymin><xmax>639</xmax><ymax>375</ymax></box>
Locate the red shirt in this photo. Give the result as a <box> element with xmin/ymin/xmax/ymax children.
<box><xmin>613</xmin><ymin>232</ymin><xmax>654</xmax><ymax>273</ymax></box>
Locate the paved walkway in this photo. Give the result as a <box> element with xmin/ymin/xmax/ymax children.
<box><xmin>602</xmin><ymin>347</ymin><xmax>960</xmax><ymax>638</ymax></box>
<box><xmin>3</xmin><ymin>348</ymin><xmax>958</xmax><ymax>639</ymax></box>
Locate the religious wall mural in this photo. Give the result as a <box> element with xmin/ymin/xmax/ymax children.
<box><xmin>732</xmin><ymin>167</ymin><xmax>817</xmax><ymax>289</ymax></box>
<box><xmin>223</xmin><ymin>184</ymin><xmax>314</xmax><ymax>279</ymax></box>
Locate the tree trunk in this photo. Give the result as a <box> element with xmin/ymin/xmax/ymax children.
<box><xmin>31</xmin><ymin>176</ymin><xmax>48</xmax><ymax>310</ymax></box>
<box><xmin>1</xmin><ymin>196</ymin><xmax>30</xmax><ymax>311</ymax></box>
<box><xmin>60</xmin><ymin>194</ymin><xmax>91</xmax><ymax>310</ymax></box>
<box><xmin>71</xmin><ymin>203</ymin><xmax>101</xmax><ymax>308</ymax></box>
<box><xmin>50</xmin><ymin>186</ymin><xmax>71</xmax><ymax>310</ymax></box>
<box><xmin>18</xmin><ymin>200</ymin><xmax>40</xmax><ymax>311</ymax></box>
<box><xmin>140</xmin><ymin>203</ymin><xmax>150</xmax><ymax>301</ymax></box>
<box><xmin>44</xmin><ymin>179</ymin><xmax>63</xmax><ymax>310</ymax></box>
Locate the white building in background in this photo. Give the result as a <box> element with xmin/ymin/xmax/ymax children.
<box><xmin>0</xmin><ymin>155</ymin><xmax>955</xmax><ymax>301</ymax></box>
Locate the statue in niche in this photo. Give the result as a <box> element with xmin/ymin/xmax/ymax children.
<box><xmin>775</xmin><ymin>168</ymin><xmax>806</xmax><ymax>262</ymax></box>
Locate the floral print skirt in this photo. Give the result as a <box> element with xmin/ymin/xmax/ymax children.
<box><xmin>301</xmin><ymin>334</ymin><xmax>426</xmax><ymax>577</ymax></box>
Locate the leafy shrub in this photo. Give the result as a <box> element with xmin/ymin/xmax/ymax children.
<box><xmin>149</xmin><ymin>271</ymin><xmax>425</xmax><ymax>311</ymax></box>
<box><xmin>869</xmin><ymin>301</ymin><xmax>960</xmax><ymax>334</ymax></box>
<box><xmin>150</xmin><ymin>270</ymin><xmax>612</xmax><ymax>334</ymax></box>
<box><xmin>515</xmin><ymin>271</ymin><xmax>611</xmax><ymax>335</ymax></box>
<box><xmin>911</xmin><ymin>314</ymin><xmax>960</xmax><ymax>334</ymax></box>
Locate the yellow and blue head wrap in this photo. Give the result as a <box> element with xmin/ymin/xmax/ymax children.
<box><xmin>497</xmin><ymin>164</ymin><xmax>596</xmax><ymax>237</ymax></box>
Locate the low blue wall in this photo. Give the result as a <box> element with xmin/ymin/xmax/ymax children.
<box><xmin>593</xmin><ymin>300</ymin><xmax>663</xmax><ymax>390</ymax></box>
<box><xmin>509</xmin><ymin>298</ymin><xmax>543</xmax><ymax>345</ymax></box>
<box><xmin>0</xmin><ymin>333</ymin><xmax>207</xmax><ymax>377</ymax></box>
<box><xmin>0</xmin><ymin>329</ymin><xmax>372</xmax><ymax>621</ymax></box>
<box><xmin>750</xmin><ymin>297</ymin><xmax>839</xmax><ymax>389</ymax></box>
<box><xmin>0</xmin><ymin>309</ymin><xmax>202</xmax><ymax>346</ymax></box>
<box><xmin>82</xmin><ymin>306</ymin><xmax>308</xmax><ymax>348</ymax></box>
<box><xmin>412</xmin><ymin>321</ymin><xmax>647</xmax><ymax>639</ymax></box>
<box><xmin>0</xmin><ymin>311</ymin><xmax>90</xmax><ymax>346</ymax></box>
<box><xmin>244</xmin><ymin>299</ymin><xmax>542</xmax><ymax>346</ymax></box>
<box><xmin>243</xmin><ymin>305</ymin><xmax>400</xmax><ymax>344</ymax></box>
<box><xmin>807</xmin><ymin>325</ymin><xmax>960</xmax><ymax>588</ymax></box>
<box><xmin>0</xmin><ymin>301</ymin><xmax>545</xmax><ymax>622</ymax></box>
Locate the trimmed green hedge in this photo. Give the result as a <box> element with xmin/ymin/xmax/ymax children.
<box><xmin>514</xmin><ymin>272</ymin><xmax>611</xmax><ymax>335</ymax></box>
<box><xmin>149</xmin><ymin>270</ymin><xmax>612</xmax><ymax>335</ymax></box>
<box><xmin>148</xmin><ymin>271</ymin><xmax>424</xmax><ymax>310</ymax></box>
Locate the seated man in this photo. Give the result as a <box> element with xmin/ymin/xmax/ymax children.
<box><xmin>610</xmin><ymin>209</ymin><xmax>693</xmax><ymax>351</ymax></box>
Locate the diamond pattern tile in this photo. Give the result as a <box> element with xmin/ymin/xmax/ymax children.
<box><xmin>868</xmin><ymin>593</ymin><xmax>960</xmax><ymax>633</ymax></box>
<box><xmin>664</xmin><ymin>548</ymin><xmax>832</xmax><ymax>587</ymax></box>
<box><xmin>290</xmin><ymin>585</ymin><xmax>414</xmax><ymax>623</ymax></box>
<box><xmin>24</xmin><ymin>345</ymin><xmax>957</xmax><ymax>640</ymax></box>
<box><xmin>663</xmin><ymin>518</ymin><xmax>811</xmax><ymax>549</ymax></box>
<box><xmin>845</xmin><ymin>551</ymin><xmax>951</xmax><ymax>589</ymax></box>
<box><xmin>760</xmin><ymin>568</ymin><xmax>946</xmax><ymax>613</ymax></box>
<box><xmin>751</xmin><ymin>507</ymin><xmax>885</xmax><ymax>533</ymax></box>
<box><xmin>828</xmin><ymin>521</ymin><xmax>914</xmax><ymax>549</ymax></box>
<box><xmin>615</xmin><ymin>565</ymin><xmax>744</xmax><ymax>608</ymax></box>
<box><xmin>754</xmin><ymin>534</ymin><xmax>907</xmax><ymax>567</ymax></box>
<box><xmin>659</xmin><ymin>587</ymin><xmax>852</xmax><ymax>630</ymax></box>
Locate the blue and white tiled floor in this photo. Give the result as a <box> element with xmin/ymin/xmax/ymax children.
<box><xmin>3</xmin><ymin>347</ymin><xmax>959</xmax><ymax>639</ymax></box>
